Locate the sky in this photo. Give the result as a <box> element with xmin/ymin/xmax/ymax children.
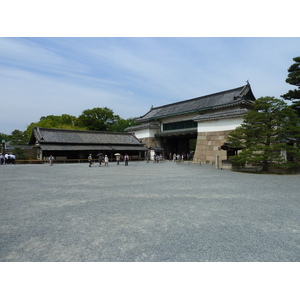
<box><xmin>0</xmin><ymin>37</ymin><xmax>299</xmax><ymax>135</ymax></box>
<box><xmin>0</xmin><ymin>0</ymin><xmax>299</xmax><ymax>137</ymax></box>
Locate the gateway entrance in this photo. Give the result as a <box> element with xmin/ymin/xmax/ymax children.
<box><xmin>155</xmin><ymin>129</ymin><xmax>197</xmax><ymax>159</ymax></box>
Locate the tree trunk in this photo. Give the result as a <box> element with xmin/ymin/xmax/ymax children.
<box><xmin>262</xmin><ymin>160</ymin><xmax>269</xmax><ymax>172</ymax></box>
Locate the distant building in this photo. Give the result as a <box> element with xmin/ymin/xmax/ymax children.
<box><xmin>29</xmin><ymin>127</ymin><xmax>147</xmax><ymax>160</ymax></box>
<box><xmin>125</xmin><ymin>84</ymin><xmax>256</xmax><ymax>164</ymax></box>
<box><xmin>4</xmin><ymin>141</ymin><xmax>36</xmax><ymax>159</ymax></box>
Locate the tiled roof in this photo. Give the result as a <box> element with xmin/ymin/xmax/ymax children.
<box><xmin>135</xmin><ymin>84</ymin><xmax>255</xmax><ymax>122</ymax></box>
<box><xmin>30</xmin><ymin>127</ymin><xmax>144</xmax><ymax>146</ymax></box>
<box><xmin>39</xmin><ymin>145</ymin><xmax>113</xmax><ymax>151</ymax></box>
<box><xmin>193</xmin><ymin>108</ymin><xmax>249</xmax><ymax>122</ymax></box>
<box><xmin>125</xmin><ymin>123</ymin><xmax>159</xmax><ymax>132</ymax></box>
<box><xmin>39</xmin><ymin>144</ymin><xmax>147</xmax><ymax>151</ymax></box>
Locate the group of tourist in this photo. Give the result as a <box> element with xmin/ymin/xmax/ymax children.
<box><xmin>153</xmin><ymin>154</ymin><xmax>163</xmax><ymax>163</ymax></box>
<box><xmin>88</xmin><ymin>153</ymin><xmax>130</xmax><ymax>167</ymax></box>
<box><xmin>169</xmin><ymin>153</ymin><xmax>193</xmax><ymax>162</ymax></box>
<box><xmin>0</xmin><ymin>153</ymin><xmax>16</xmax><ymax>165</ymax></box>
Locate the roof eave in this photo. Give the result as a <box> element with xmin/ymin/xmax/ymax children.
<box><xmin>135</xmin><ymin>107</ymin><xmax>212</xmax><ymax>122</ymax></box>
<box><xmin>212</xmin><ymin>99</ymin><xmax>254</xmax><ymax>110</ymax></box>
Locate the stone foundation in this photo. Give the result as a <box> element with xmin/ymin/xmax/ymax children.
<box><xmin>193</xmin><ymin>130</ymin><xmax>231</xmax><ymax>164</ymax></box>
<box><xmin>139</xmin><ymin>137</ymin><xmax>156</xmax><ymax>148</ymax></box>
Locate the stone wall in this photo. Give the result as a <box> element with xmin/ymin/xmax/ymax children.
<box><xmin>140</xmin><ymin>137</ymin><xmax>156</xmax><ymax>148</ymax></box>
<box><xmin>193</xmin><ymin>130</ymin><xmax>231</xmax><ymax>164</ymax></box>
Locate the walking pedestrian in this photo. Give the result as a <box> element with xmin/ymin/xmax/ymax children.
<box><xmin>124</xmin><ymin>154</ymin><xmax>129</xmax><ymax>166</ymax></box>
<box><xmin>88</xmin><ymin>154</ymin><xmax>93</xmax><ymax>167</ymax></box>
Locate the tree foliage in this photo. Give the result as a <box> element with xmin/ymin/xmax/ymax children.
<box><xmin>0</xmin><ymin>132</ymin><xmax>9</xmax><ymax>143</ymax></box>
<box><xmin>9</xmin><ymin>130</ymin><xmax>28</xmax><ymax>145</ymax></box>
<box><xmin>110</xmin><ymin>117</ymin><xmax>139</xmax><ymax>132</ymax></box>
<box><xmin>76</xmin><ymin>107</ymin><xmax>119</xmax><ymax>131</ymax></box>
<box><xmin>21</xmin><ymin>114</ymin><xmax>86</xmax><ymax>143</ymax></box>
<box><xmin>281</xmin><ymin>56</ymin><xmax>300</xmax><ymax>116</ymax></box>
<box><xmin>227</xmin><ymin>97</ymin><xmax>300</xmax><ymax>172</ymax></box>
<box><xmin>6</xmin><ymin>107</ymin><xmax>138</xmax><ymax>144</ymax></box>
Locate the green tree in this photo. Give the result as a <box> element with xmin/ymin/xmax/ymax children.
<box><xmin>12</xmin><ymin>147</ymin><xmax>29</xmax><ymax>160</ymax></box>
<box><xmin>281</xmin><ymin>56</ymin><xmax>300</xmax><ymax>116</ymax></box>
<box><xmin>35</xmin><ymin>114</ymin><xmax>79</xmax><ymax>129</ymax></box>
<box><xmin>110</xmin><ymin>117</ymin><xmax>139</xmax><ymax>132</ymax></box>
<box><xmin>9</xmin><ymin>130</ymin><xmax>28</xmax><ymax>145</ymax></box>
<box><xmin>76</xmin><ymin>107</ymin><xmax>119</xmax><ymax>131</ymax></box>
<box><xmin>22</xmin><ymin>114</ymin><xmax>85</xmax><ymax>143</ymax></box>
<box><xmin>227</xmin><ymin>97</ymin><xmax>300</xmax><ymax>172</ymax></box>
<box><xmin>0</xmin><ymin>132</ymin><xmax>9</xmax><ymax>143</ymax></box>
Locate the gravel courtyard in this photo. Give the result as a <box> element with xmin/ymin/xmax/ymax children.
<box><xmin>1</xmin><ymin>161</ymin><xmax>299</xmax><ymax>262</ymax></box>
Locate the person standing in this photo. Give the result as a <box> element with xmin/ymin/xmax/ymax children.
<box><xmin>5</xmin><ymin>153</ymin><xmax>10</xmax><ymax>164</ymax></box>
<box><xmin>159</xmin><ymin>154</ymin><xmax>163</xmax><ymax>163</ymax></box>
<box><xmin>98</xmin><ymin>154</ymin><xmax>103</xmax><ymax>167</ymax></box>
<box><xmin>49</xmin><ymin>155</ymin><xmax>54</xmax><ymax>166</ymax></box>
<box><xmin>104</xmin><ymin>155</ymin><xmax>109</xmax><ymax>167</ymax></box>
<box><xmin>11</xmin><ymin>154</ymin><xmax>16</xmax><ymax>164</ymax></box>
<box><xmin>88</xmin><ymin>154</ymin><xmax>93</xmax><ymax>167</ymax></box>
<box><xmin>124</xmin><ymin>154</ymin><xmax>129</xmax><ymax>166</ymax></box>
<box><xmin>155</xmin><ymin>154</ymin><xmax>159</xmax><ymax>163</ymax></box>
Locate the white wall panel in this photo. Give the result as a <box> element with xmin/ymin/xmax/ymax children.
<box><xmin>197</xmin><ymin>118</ymin><xmax>243</xmax><ymax>132</ymax></box>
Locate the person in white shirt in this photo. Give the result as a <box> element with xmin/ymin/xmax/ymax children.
<box><xmin>104</xmin><ymin>155</ymin><xmax>109</xmax><ymax>167</ymax></box>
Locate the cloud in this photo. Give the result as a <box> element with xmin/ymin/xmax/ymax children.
<box><xmin>0</xmin><ymin>65</ymin><xmax>150</xmax><ymax>133</ymax></box>
<box><xmin>0</xmin><ymin>37</ymin><xmax>299</xmax><ymax>134</ymax></box>
<box><xmin>0</xmin><ymin>38</ymin><xmax>90</xmax><ymax>76</ymax></box>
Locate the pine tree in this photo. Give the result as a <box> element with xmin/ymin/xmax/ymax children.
<box><xmin>227</xmin><ymin>97</ymin><xmax>300</xmax><ymax>172</ymax></box>
<box><xmin>281</xmin><ymin>56</ymin><xmax>300</xmax><ymax>116</ymax></box>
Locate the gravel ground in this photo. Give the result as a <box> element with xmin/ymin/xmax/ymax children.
<box><xmin>1</xmin><ymin>161</ymin><xmax>299</xmax><ymax>261</ymax></box>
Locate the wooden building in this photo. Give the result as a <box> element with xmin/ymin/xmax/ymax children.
<box><xmin>29</xmin><ymin>127</ymin><xmax>147</xmax><ymax>161</ymax></box>
<box><xmin>125</xmin><ymin>83</ymin><xmax>256</xmax><ymax>164</ymax></box>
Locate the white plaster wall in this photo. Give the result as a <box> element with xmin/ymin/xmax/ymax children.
<box><xmin>131</xmin><ymin>128</ymin><xmax>158</xmax><ymax>139</ymax></box>
<box><xmin>197</xmin><ymin>117</ymin><xmax>244</xmax><ymax>133</ymax></box>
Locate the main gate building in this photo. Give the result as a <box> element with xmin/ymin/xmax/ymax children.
<box><xmin>125</xmin><ymin>83</ymin><xmax>256</xmax><ymax>164</ymax></box>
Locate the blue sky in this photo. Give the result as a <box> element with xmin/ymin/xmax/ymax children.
<box><xmin>0</xmin><ymin>37</ymin><xmax>299</xmax><ymax>134</ymax></box>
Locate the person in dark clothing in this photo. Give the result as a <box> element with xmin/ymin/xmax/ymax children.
<box><xmin>124</xmin><ymin>154</ymin><xmax>129</xmax><ymax>166</ymax></box>
<box><xmin>88</xmin><ymin>154</ymin><xmax>93</xmax><ymax>167</ymax></box>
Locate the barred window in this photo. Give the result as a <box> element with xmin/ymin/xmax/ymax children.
<box><xmin>163</xmin><ymin>120</ymin><xmax>197</xmax><ymax>131</ymax></box>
